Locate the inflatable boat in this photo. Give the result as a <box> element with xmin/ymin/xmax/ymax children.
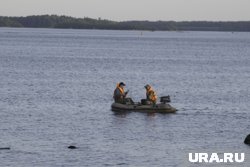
<box><xmin>111</xmin><ymin>96</ymin><xmax>177</xmax><ymax>113</ymax></box>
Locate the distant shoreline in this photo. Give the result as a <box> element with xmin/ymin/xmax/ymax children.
<box><xmin>1</xmin><ymin>15</ymin><xmax>250</xmax><ymax>32</ymax></box>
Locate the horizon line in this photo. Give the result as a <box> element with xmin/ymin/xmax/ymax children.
<box><xmin>1</xmin><ymin>14</ymin><xmax>250</xmax><ymax>22</ymax></box>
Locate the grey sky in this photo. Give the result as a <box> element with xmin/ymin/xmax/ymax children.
<box><xmin>0</xmin><ymin>0</ymin><xmax>250</xmax><ymax>21</ymax></box>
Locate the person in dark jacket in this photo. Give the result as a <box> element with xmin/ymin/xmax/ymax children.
<box><xmin>113</xmin><ymin>82</ymin><xmax>129</xmax><ymax>104</ymax></box>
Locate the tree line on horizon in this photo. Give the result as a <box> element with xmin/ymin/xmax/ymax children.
<box><xmin>0</xmin><ymin>15</ymin><xmax>250</xmax><ymax>32</ymax></box>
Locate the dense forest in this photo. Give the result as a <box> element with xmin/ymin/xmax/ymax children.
<box><xmin>1</xmin><ymin>15</ymin><xmax>250</xmax><ymax>31</ymax></box>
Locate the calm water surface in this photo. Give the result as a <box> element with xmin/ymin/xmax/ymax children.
<box><xmin>0</xmin><ymin>28</ymin><xmax>250</xmax><ymax>167</ymax></box>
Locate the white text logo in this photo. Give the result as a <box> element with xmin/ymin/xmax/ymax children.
<box><xmin>189</xmin><ymin>153</ymin><xmax>245</xmax><ymax>163</ymax></box>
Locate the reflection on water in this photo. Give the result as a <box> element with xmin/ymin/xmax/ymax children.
<box><xmin>113</xmin><ymin>111</ymin><xmax>129</xmax><ymax>118</ymax></box>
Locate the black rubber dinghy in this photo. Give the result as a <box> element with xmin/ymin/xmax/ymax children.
<box><xmin>111</xmin><ymin>102</ymin><xmax>177</xmax><ymax>113</ymax></box>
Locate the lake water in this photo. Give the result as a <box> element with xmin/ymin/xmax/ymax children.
<box><xmin>0</xmin><ymin>28</ymin><xmax>250</xmax><ymax>167</ymax></box>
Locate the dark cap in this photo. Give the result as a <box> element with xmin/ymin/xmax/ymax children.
<box><xmin>144</xmin><ymin>84</ymin><xmax>151</xmax><ymax>89</ymax></box>
<box><xmin>119</xmin><ymin>82</ymin><xmax>126</xmax><ymax>86</ymax></box>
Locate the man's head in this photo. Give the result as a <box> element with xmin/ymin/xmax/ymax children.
<box><xmin>144</xmin><ymin>84</ymin><xmax>151</xmax><ymax>90</ymax></box>
<box><xmin>119</xmin><ymin>82</ymin><xmax>126</xmax><ymax>87</ymax></box>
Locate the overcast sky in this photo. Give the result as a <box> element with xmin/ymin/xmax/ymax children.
<box><xmin>0</xmin><ymin>0</ymin><xmax>250</xmax><ymax>21</ymax></box>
